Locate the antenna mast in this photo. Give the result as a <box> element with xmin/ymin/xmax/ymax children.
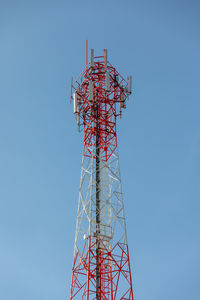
<box><xmin>70</xmin><ymin>47</ymin><xmax>134</xmax><ymax>299</ymax></box>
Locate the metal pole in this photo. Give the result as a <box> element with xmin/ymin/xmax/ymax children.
<box><xmin>96</xmin><ymin>103</ymin><xmax>101</xmax><ymax>299</ymax></box>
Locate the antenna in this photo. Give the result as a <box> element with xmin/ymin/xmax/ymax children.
<box><xmin>86</xmin><ymin>40</ymin><xmax>88</xmax><ymax>67</ymax></box>
<box><xmin>90</xmin><ymin>49</ymin><xmax>94</xmax><ymax>67</ymax></box>
<box><xmin>104</xmin><ymin>49</ymin><xmax>107</xmax><ymax>71</ymax></box>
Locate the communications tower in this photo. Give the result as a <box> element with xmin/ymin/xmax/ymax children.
<box><xmin>70</xmin><ymin>47</ymin><xmax>134</xmax><ymax>299</ymax></box>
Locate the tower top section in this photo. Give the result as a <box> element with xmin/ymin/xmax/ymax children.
<box><xmin>71</xmin><ymin>48</ymin><xmax>132</xmax><ymax>161</ymax></box>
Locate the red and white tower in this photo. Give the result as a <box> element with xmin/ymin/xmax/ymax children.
<box><xmin>70</xmin><ymin>47</ymin><xmax>134</xmax><ymax>299</ymax></box>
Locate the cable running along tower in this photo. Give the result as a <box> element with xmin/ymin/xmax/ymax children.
<box><xmin>70</xmin><ymin>47</ymin><xmax>134</xmax><ymax>299</ymax></box>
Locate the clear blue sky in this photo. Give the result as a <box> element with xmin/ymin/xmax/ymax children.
<box><xmin>0</xmin><ymin>0</ymin><xmax>199</xmax><ymax>299</ymax></box>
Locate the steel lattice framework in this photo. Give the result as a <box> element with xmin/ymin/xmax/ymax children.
<box><xmin>70</xmin><ymin>48</ymin><xmax>134</xmax><ymax>299</ymax></box>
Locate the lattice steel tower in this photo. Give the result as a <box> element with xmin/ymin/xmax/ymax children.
<box><xmin>70</xmin><ymin>47</ymin><xmax>134</xmax><ymax>299</ymax></box>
